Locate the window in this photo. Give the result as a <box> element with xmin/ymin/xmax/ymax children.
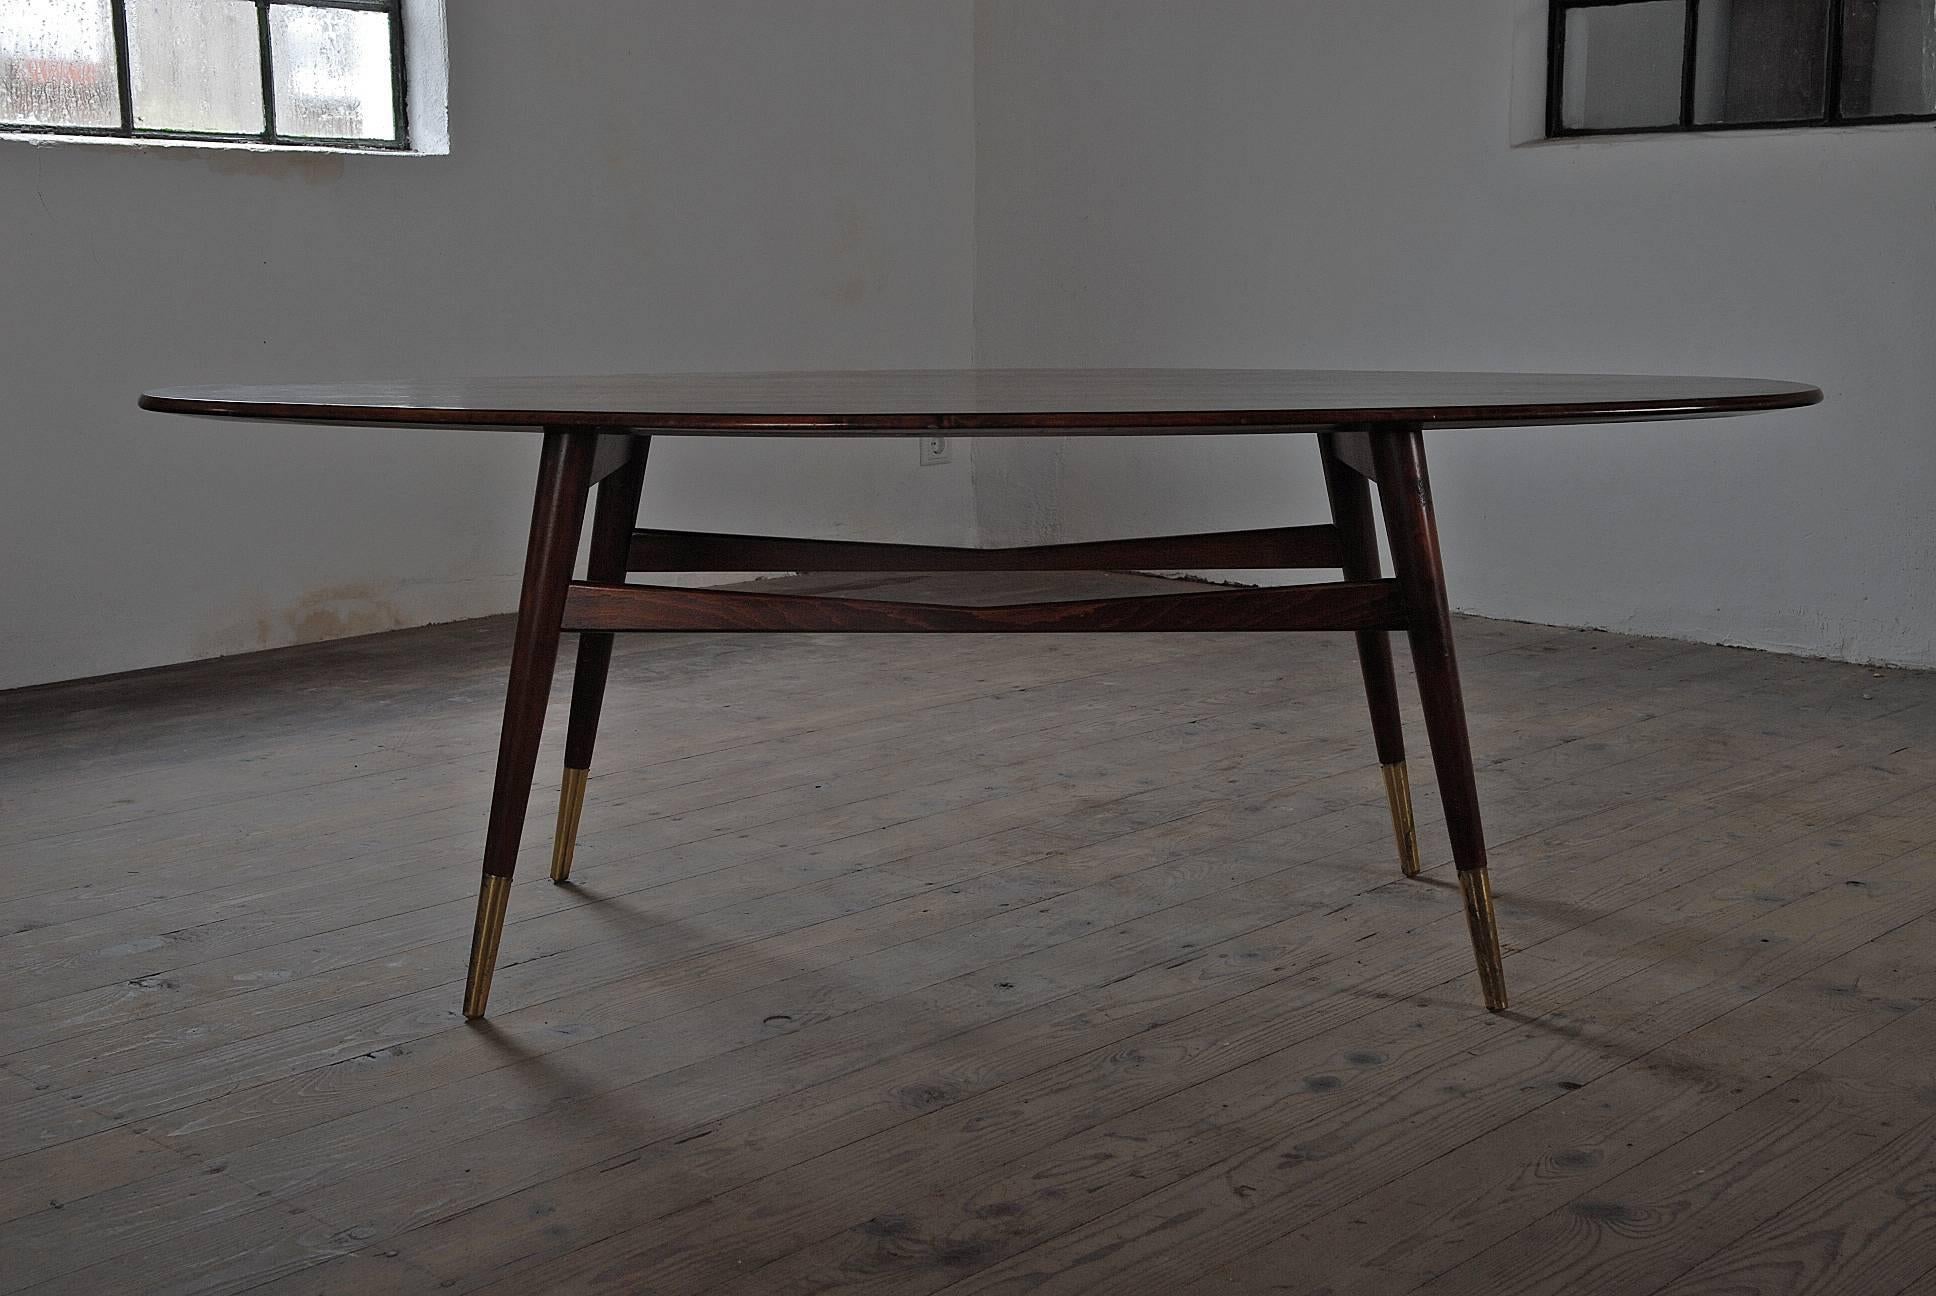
<box><xmin>1548</xmin><ymin>0</ymin><xmax>1936</xmax><ymax>135</ymax></box>
<box><xmin>1</xmin><ymin>0</ymin><xmax>409</xmax><ymax>148</ymax></box>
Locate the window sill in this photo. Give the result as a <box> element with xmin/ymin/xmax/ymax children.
<box><xmin>1516</xmin><ymin>117</ymin><xmax>1936</xmax><ymax>147</ymax></box>
<box><xmin>0</xmin><ymin>129</ymin><xmax>446</xmax><ymax>157</ymax></box>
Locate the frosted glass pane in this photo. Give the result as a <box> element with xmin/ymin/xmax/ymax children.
<box><xmin>1841</xmin><ymin>0</ymin><xmax>1936</xmax><ymax>116</ymax></box>
<box><xmin>1562</xmin><ymin>2</ymin><xmax>1688</xmax><ymax>130</ymax></box>
<box><xmin>127</xmin><ymin>0</ymin><xmax>264</xmax><ymax>134</ymax></box>
<box><xmin>0</xmin><ymin>0</ymin><xmax>120</xmax><ymax>129</ymax></box>
<box><xmin>1693</xmin><ymin>0</ymin><xmax>1829</xmax><ymax>124</ymax></box>
<box><xmin>270</xmin><ymin>5</ymin><xmax>395</xmax><ymax>140</ymax></box>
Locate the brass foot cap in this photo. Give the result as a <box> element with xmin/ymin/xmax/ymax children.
<box><xmin>550</xmin><ymin>767</ymin><xmax>590</xmax><ymax>884</ymax></box>
<box><xmin>462</xmin><ymin>874</ymin><xmax>513</xmax><ymax>1018</ymax></box>
<box><xmin>1380</xmin><ymin>761</ymin><xmax>1423</xmax><ymax>879</ymax></box>
<box><xmin>1457</xmin><ymin>868</ymin><xmax>1510</xmax><ymax>1012</ymax></box>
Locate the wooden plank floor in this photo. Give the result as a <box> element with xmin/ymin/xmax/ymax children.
<box><xmin>3</xmin><ymin>572</ymin><xmax>1935</xmax><ymax>1296</ymax></box>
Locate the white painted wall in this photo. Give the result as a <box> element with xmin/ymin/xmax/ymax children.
<box><xmin>8</xmin><ymin>0</ymin><xmax>1929</xmax><ymax>689</ymax></box>
<box><xmin>0</xmin><ymin>0</ymin><xmax>976</xmax><ymax>689</ymax></box>
<box><xmin>972</xmin><ymin>0</ymin><xmax>1936</xmax><ymax>667</ymax></box>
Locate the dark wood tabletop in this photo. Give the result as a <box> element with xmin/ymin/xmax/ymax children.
<box><xmin>139</xmin><ymin>368</ymin><xmax>1821</xmax><ymax>434</ymax></box>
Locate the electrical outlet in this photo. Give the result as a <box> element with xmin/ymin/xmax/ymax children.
<box><xmin>919</xmin><ymin>435</ymin><xmax>952</xmax><ymax>466</ymax></box>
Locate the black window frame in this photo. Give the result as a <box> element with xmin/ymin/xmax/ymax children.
<box><xmin>2</xmin><ymin>0</ymin><xmax>409</xmax><ymax>150</ymax></box>
<box><xmin>1547</xmin><ymin>0</ymin><xmax>1936</xmax><ymax>137</ymax></box>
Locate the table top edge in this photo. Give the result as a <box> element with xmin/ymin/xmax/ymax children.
<box><xmin>136</xmin><ymin>375</ymin><xmax>1823</xmax><ymax>434</ymax></box>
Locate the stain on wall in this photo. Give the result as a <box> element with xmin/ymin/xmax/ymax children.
<box><xmin>193</xmin><ymin>583</ymin><xmax>407</xmax><ymax>659</ymax></box>
<box><xmin>206</xmin><ymin>152</ymin><xmax>346</xmax><ymax>185</ymax></box>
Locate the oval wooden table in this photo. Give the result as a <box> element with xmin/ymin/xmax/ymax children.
<box><xmin>141</xmin><ymin>370</ymin><xmax>1822</xmax><ymax>1019</ymax></box>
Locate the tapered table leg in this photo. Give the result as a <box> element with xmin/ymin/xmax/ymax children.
<box><xmin>1371</xmin><ymin>425</ymin><xmax>1509</xmax><ymax>1012</ymax></box>
<box><xmin>462</xmin><ymin>427</ymin><xmax>598</xmax><ymax>1020</ymax></box>
<box><xmin>552</xmin><ymin>436</ymin><xmax>651</xmax><ymax>883</ymax></box>
<box><xmin>1318</xmin><ymin>433</ymin><xmax>1420</xmax><ymax>878</ymax></box>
